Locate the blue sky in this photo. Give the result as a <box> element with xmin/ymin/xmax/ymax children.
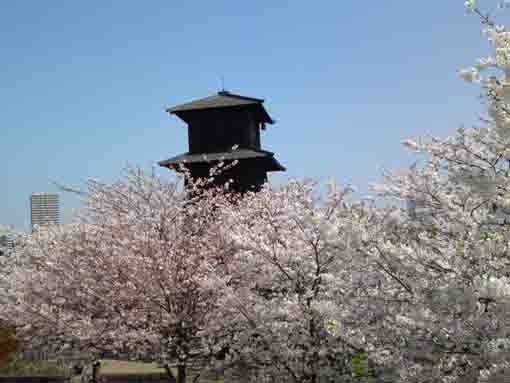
<box><xmin>0</xmin><ymin>1</ymin><xmax>499</xmax><ymax>231</ymax></box>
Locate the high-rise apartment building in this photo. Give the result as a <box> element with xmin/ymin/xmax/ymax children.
<box><xmin>30</xmin><ymin>192</ymin><xmax>59</xmax><ymax>231</ymax></box>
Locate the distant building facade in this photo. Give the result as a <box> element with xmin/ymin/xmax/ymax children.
<box><xmin>0</xmin><ymin>224</ymin><xmax>16</xmax><ymax>256</ymax></box>
<box><xmin>30</xmin><ymin>192</ymin><xmax>59</xmax><ymax>231</ymax></box>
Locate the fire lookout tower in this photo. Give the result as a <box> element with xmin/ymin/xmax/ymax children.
<box><xmin>158</xmin><ymin>91</ymin><xmax>285</xmax><ymax>193</ymax></box>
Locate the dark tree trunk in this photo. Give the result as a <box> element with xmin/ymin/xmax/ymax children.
<box><xmin>92</xmin><ymin>361</ymin><xmax>101</xmax><ymax>383</ymax></box>
<box><xmin>177</xmin><ymin>364</ymin><xmax>186</xmax><ymax>383</ymax></box>
<box><xmin>164</xmin><ymin>365</ymin><xmax>177</xmax><ymax>383</ymax></box>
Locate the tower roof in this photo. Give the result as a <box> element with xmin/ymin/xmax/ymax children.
<box><xmin>166</xmin><ymin>91</ymin><xmax>274</xmax><ymax>124</ymax></box>
<box><xmin>158</xmin><ymin>148</ymin><xmax>285</xmax><ymax>172</ymax></box>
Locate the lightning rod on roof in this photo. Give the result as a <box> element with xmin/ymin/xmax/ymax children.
<box><xmin>218</xmin><ymin>75</ymin><xmax>228</xmax><ymax>94</ymax></box>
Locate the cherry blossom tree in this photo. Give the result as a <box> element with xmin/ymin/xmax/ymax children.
<box><xmin>214</xmin><ymin>179</ymin><xmax>417</xmax><ymax>383</ymax></box>
<box><xmin>363</xmin><ymin>1</ymin><xmax>510</xmax><ymax>381</ymax></box>
<box><xmin>1</xmin><ymin>167</ymin><xmax>235</xmax><ymax>383</ymax></box>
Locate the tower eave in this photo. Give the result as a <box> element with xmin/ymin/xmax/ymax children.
<box><xmin>165</xmin><ymin>91</ymin><xmax>275</xmax><ymax>124</ymax></box>
<box><xmin>158</xmin><ymin>150</ymin><xmax>285</xmax><ymax>172</ymax></box>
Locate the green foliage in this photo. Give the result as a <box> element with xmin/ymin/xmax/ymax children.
<box><xmin>480</xmin><ymin>231</ymin><xmax>497</xmax><ymax>242</ymax></box>
<box><xmin>0</xmin><ymin>325</ymin><xmax>18</xmax><ymax>367</ymax></box>
<box><xmin>0</xmin><ymin>358</ymin><xmax>66</xmax><ymax>377</ymax></box>
<box><xmin>456</xmin><ymin>240</ymin><xmax>465</xmax><ymax>257</ymax></box>
<box><xmin>429</xmin><ymin>225</ymin><xmax>440</xmax><ymax>238</ymax></box>
<box><xmin>351</xmin><ymin>352</ymin><xmax>375</xmax><ymax>381</ymax></box>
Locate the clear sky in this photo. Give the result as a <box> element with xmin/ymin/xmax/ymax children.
<box><xmin>0</xmin><ymin>1</ymin><xmax>500</xmax><ymax>231</ymax></box>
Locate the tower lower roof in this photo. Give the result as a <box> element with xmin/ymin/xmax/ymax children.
<box><xmin>158</xmin><ymin>148</ymin><xmax>285</xmax><ymax>172</ymax></box>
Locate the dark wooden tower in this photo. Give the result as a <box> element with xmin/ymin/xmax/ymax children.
<box><xmin>158</xmin><ymin>91</ymin><xmax>285</xmax><ymax>192</ymax></box>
